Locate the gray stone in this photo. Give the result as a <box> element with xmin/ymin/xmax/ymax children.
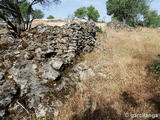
<box><xmin>40</xmin><ymin>63</ymin><xmax>60</xmax><ymax>81</ymax></box>
<box><xmin>97</xmin><ymin>72</ymin><xmax>107</xmax><ymax>78</ymax></box>
<box><xmin>0</xmin><ymin>72</ymin><xmax>4</xmax><ymax>80</ymax></box>
<box><xmin>35</xmin><ymin>104</ymin><xmax>48</xmax><ymax>118</ymax></box>
<box><xmin>0</xmin><ymin>21</ymin><xmax>97</xmax><ymax>118</ymax></box>
<box><xmin>0</xmin><ymin>110</ymin><xmax>5</xmax><ymax>118</ymax></box>
<box><xmin>107</xmin><ymin>21</ymin><xmax>134</xmax><ymax>31</ymax></box>
<box><xmin>30</xmin><ymin>96</ymin><xmax>41</xmax><ymax>108</ymax></box>
<box><xmin>83</xmin><ymin>45</ymin><xmax>93</xmax><ymax>53</ymax></box>
<box><xmin>50</xmin><ymin>58</ymin><xmax>64</xmax><ymax>70</ymax></box>
<box><xmin>53</xmin><ymin>100</ymin><xmax>63</xmax><ymax>107</ymax></box>
<box><xmin>0</xmin><ymin>81</ymin><xmax>19</xmax><ymax>119</ymax></box>
<box><xmin>3</xmin><ymin>60</ymin><xmax>12</xmax><ymax>69</ymax></box>
<box><xmin>9</xmin><ymin>60</ymin><xmax>49</xmax><ymax>97</ymax></box>
<box><xmin>53</xmin><ymin>108</ymin><xmax>59</xmax><ymax>117</ymax></box>
<box><xmin>71</xmin><ymin>63</ymin><xmax>95</xmax><ymax>81</ymax></box>
<box><xmin>7</xmin><ymin>37</ymin><xmax>17</xmax><ymax>44</ymax></box>
<box><xmin>54</xmin><ymin>77</ymin><xmax>69</xmax><ymax>91</ymax></box>
<box><xmin>14</xmin><ymin>50</ymin><xmax>20</xmax><ymax>55</ymax></box>
<box><xmin>38</xmin><ymin>27</ymin><xmax>48</xmax><ymax>34</ymax></box>
<box><xmin>79</xmin><ymin>68</ymin><xmax>95</xmax><ymax>81</ymax></box>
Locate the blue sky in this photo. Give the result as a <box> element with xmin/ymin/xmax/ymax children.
<box><xmin>33</xmin><ymin>0</ymin><xmax>160</xmax><ymax>22</ymax></box>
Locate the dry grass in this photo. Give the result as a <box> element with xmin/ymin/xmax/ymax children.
<box><xmin>1</xmin><ymin>20</ymin><xmax>160</xmax><ymax>119</ymax></box>
<box><xmin>53</xmin><ymin>27</ymin><xmax>160</xmax><ymax>120</ymax></box>
<box><xmin>0</xmin><ymin>29</ymin><xmax>8</xmax><ymax>34</ymax></box>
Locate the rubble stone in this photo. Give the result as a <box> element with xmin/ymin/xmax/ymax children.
<box><xmin>0</xmin><ymin>21</ymin><xmax>96</xmax><ymax>119</ymax></box>
<box><xmin>107</xmin><ymin>21</ymin><xmax>134</xmax><ymax>31</ymax></box>
<box><xmin>39</xmin><ymin>63</ymin><xmax>61</xmax><ymax>81</ymax></box>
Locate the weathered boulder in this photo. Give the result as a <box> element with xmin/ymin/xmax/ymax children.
<box><xmin>0</xmin><ymin>82</ymin><xmax>19</xmax><ymax>109</ymax></box>
<box><xmin>71</xmin><ymin>62</ymin><xmax>95</xmax><ymax>81</ymax></box>
<box><xmin>9</xmin><ymin>60</ymin><xmax>49</xmax><ymax>97</ymax></box>
<box><xmin>39</xmin><ymin>63</ymin><xmax>61</xmax><ymax>81</ymax></box>
<box><xmin>49</xmin><ymin>58</ymin><xmax>64</xmax><ymax>70</ymax></box>
<box><xmin>0</xmin><ymin>73</ymin><xmax>19</xmax><ymax>119</ymax></box>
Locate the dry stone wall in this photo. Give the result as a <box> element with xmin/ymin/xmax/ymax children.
<box><xmin>107</xmin><ymin>21</ymin><xmax>134</xmax><ymax>31</ymax></box>
<box><xmin>0</xmin><ymin>21</ymin><xmax>96</xmax><ymax>119</ymax></box>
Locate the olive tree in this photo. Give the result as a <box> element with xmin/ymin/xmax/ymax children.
<box><xmin>0</xmin><ymin>0</ymin><xmax>60</xmax><ymax>36</ymax></box>
<box><xmin>74</xmin><ymin>5</ymin><xmax>100</xmax><ymax>22</ymax></box>
<box><xmin>106</xmin><ymin>0</ymin><xmax>151</xmax><ymax>26</ymax></box>
<box><xmin>74</xmin><ymin>7</ymin><xmax>87</xmax><ymax>19</ymax></box>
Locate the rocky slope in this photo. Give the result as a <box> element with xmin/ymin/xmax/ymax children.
<box><xmin>0</xmin><ymin>21</ymin><xmax>96</xmax><ymax>119</ymax></box>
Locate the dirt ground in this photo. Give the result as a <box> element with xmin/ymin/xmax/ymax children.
<box><xmin>53</xmin><ymin>27</ymin><xmax>160</xmax><ymax>120</ymax></box>
<box><xmin>1</xmin><ymin>20</ymin><xmax>160</xmax><ymax>120</ymax></box>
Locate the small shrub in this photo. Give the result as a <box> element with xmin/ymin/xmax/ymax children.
<box><xmin>149</xmin><ymin>61</ymin><xmax>160</xmax><ymax>79</ymax></box>
<box><xmin>150</xmin><ymin>62</ymin><xmax>160</xmax><ymax>73</ymax></box>
<box><xmin>95</xmin><ymin>26</ymin><xmax>103</xmax><ymax>33</ymax></box>
<box><xmin>47</xmin><ymin>15</ymin><xmax>54</xmax><ymax>19</ymax></box>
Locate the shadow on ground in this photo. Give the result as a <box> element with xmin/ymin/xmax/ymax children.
<box><xmin>72</xmin><ymin>105</ymin><xmax>125</xmax><ymax>120</ymax></box>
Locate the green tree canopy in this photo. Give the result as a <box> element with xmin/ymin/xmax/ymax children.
<box><xmin>106</xmin><ymin>0</ymin><xmax>151</xmax><ymax>26</ymax></box>
<box><xmin>20</xmin><ymin>2</ymin><xmax>44</xmax><ymax>19</ymax></box>
<box><xmin>0</xmin><ymin>0</ymin><xmax>60</xmax><ymax>36</ymax></box>
<box><xmin>144</xmin><ymin>10</ymin><xmax>160</xmax><ymax>28</ymax></box>
<box><xmin>74</xmin><ymin>6</ymin><xmax>100</xmax><ymax>22</ymax></box>
<box><xmin>32</xmin><ymin>9</ymin><xmax>44</xmax><ymax>19</ymax></box>
<box><xmin>74</xmin><ymin>7</ymin><xmax>87</xmax><ymax>19</ymax></box>
<box><xmin>47</xmin><ymin>15</ymin><xmax>54</xmax><ymax>19</ymax></box>
<box><xmin>87</xmin><ymin>5</ymin><xmax>100</xmax><ymax>22</ymax></box>
<box><xmin>19</xmin><ymin>1</ymin><xmax>30</xmax><ymax>20</ymax></box>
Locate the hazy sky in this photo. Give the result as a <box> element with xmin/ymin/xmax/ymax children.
<box><xmin>33</xmin><ymin>0</ymin><xmax>160</xmax><ymax>22</ymax></box>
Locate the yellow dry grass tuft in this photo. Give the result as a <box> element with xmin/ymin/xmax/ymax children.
<box><xmin>1</xmin><ymin>20</ymin><xmax>160</xmax><ymax>119</ymax></box>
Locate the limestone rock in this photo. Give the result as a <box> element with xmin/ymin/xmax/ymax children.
<box><xmin>35</xmin><ymin>104</ymin><xmax>48</xmax><ymax>118</ymax></box>
<box><xmin>39</xmin><ymin>63</ymin><xmax>61</xmax><ymax>81</ymax></box>
<box><xmin>0</xmin><ymin>72</ymin><xmax>4</xmax><ymax>80</ymax></box>
<box><xmin>49</xmin><ymin>58</ymin><xmax>64</xmax><ymax>70</ymax></box>
<box><xmin>13</xmin><ymin>61</ymin><xmax>48</xmax><ymax>93</ymax></box>
<box><xmin>0</xmin><ymin>80</ymin><xmax>19</xmax><ymax>119</ymax></box>
<box><xmin>6</xmin><ymin>37</ymin><xmax>17</xmax><ymax>44</ymax></box>
<box><xmin>0</xmin><ymin>21</ymin><xmax>97</xmax><ymax>119</ymax></box>
<box><xmin>0</xmin><ymin>82</ymin><xmax>19</xmax><ymax>109</ymax></box>
<box><xmin>0</xmin><ymin>110</ymin><xmax>5</xmax><ymax>118</ymax></box>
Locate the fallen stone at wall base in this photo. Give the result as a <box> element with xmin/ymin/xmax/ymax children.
<box><xmin>0</xmin><ymin>21</ymin><xmax>97</xmax><ymax>119</ymax></box>
<box><xmin>39</xmin><ymin>63</ymin><xmax>61</xmax><ymax>81</ymax></box>
<box><xmin>0</xmin><ymin>73</ymin><xmax>19</xmax><ymax>119</ymax></box>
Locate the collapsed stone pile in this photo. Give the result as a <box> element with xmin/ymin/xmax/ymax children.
<box><xmin>0</xmin><ymin>21</ymin><xmax>96</xmax><ymax>119</ymax></box>
<box><xmin>107</xmin><ymin>21</ymin><xmax>134</xmax><ymax>31</ymax></box>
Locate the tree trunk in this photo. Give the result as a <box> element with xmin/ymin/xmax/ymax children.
<box><xmin>122</xmin><ymin>18</ymin><xmax>126</xmax><ymax>24</ymax></box>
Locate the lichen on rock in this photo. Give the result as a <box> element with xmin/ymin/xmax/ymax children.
<box><xmin>0</xmin><ymin>21</ymin><xmax>96</xmax><ymax>119</ymax></box>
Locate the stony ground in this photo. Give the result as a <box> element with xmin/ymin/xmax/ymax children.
<box><xmin>0</xmin><ymin>21</ymin><xmax>97</xmax><ymax>119</ymax></box>
<box><xmin>53</xmin><ymin>27</ymin><xmax>160</xmax><ymax>120</ymax></box>
<box><xmin>1</xmin><ymin>20</ymin><xmax>160</xmax><ymax>120</ymax></box>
